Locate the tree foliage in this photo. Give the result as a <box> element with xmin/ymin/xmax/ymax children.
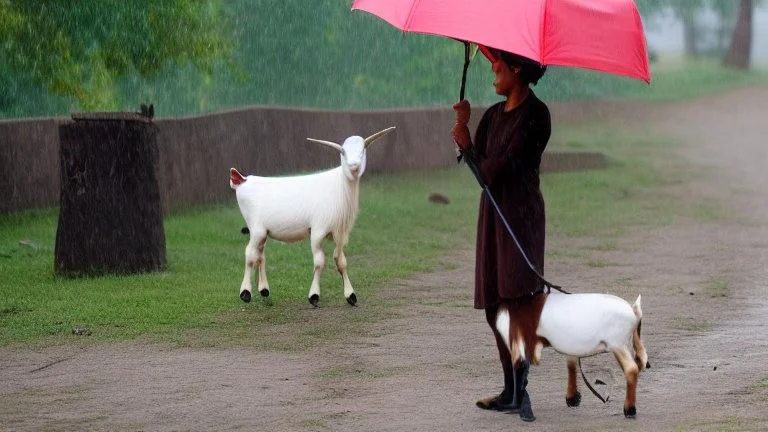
<box><xmin>0</xmin><ymin>0</ymin><xmax>235</xmax><ymax>111</ymax></box>
<box><xmin>0</xmin><ymin>0</ymin><xmax>762</xmax><ymax>118</ymax></box>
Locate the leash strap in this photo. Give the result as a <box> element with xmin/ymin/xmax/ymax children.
<box><xmin>579</xmin><ymin>358</ymin><xmax>609</xmax><ymax>404</ymax></box>
<box><xmin>462</xmin><ymin>151</ymin><xmax>569</xmax><ymax>295</ymax></box>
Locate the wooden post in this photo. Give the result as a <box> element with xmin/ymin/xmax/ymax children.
<box><xmin>55</xmin><ymin>111</ymin><xmax>166</xmax><ymax>276</ymax></box>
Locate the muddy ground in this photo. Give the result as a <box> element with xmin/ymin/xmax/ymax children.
<box><xmin>2</xmin><ymin>86</ymin><xmax>767</xmax><ymax>432</ymax></box>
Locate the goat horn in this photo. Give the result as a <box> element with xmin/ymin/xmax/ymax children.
<box><xmin>364</xmin><ymin>126</ymin><xmax>396</xmax><ymax>148</ymax></box>
<box><xmin>307</xmin><ymin>138</ymin><xmax>345</xmax><ymax>155</ymax></box>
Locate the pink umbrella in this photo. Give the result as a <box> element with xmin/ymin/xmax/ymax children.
<box><xmin>352</xmin><ymin>0</ymin><xmax>655</xmax><ymax>306</ymax></box>
<box><xmin>352</xmin><ymin>0</ymin><xmax>651</xmax><ymax>84</ymax></box>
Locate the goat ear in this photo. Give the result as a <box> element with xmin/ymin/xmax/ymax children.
<box><xmin>307</xmin><ymin>138</ymin><xmax>345</xmax><ymax>155</ymax></box>
<box><xmin>230</xmin><ymin>168</ymin><xmax>246</xmax><ymax>186</ymax></box>
<box><xmin>364</xmin><ymin>126</ymin><xmax>396</xmax><ymax>148</ymax></box>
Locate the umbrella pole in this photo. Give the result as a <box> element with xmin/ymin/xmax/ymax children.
<box><xmin>457</xmin><ymin>42</ymin><xmax>565</xmax><ymax>294</ymax></box>
<box><xmin>459</xmin><ymin>42</ymin><xmax>470</xmax><ymax>101</ymax></box>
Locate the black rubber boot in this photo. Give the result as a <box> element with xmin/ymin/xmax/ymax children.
<box><xmin>476</xmin><ymin>367</ymin><xmax>520</xmax><ymax>412</ymax></box>
<box><xmin>499</xmin><ymin>366</ymin><xmax>521</xmax><ymax>412</ymax></box>
<box><xmin>514</xmin><ymin>360</ymin><xmax>536</xmax><ymax>422</ymax></box>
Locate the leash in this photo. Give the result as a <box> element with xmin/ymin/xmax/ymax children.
<box><xmin>466</xmin><ymin>152</ymin><xmax>568</xmax><ymax>294</ymax></box>
<box><xmin>578</xmin><ymin>358</ymin><xmax>610</xmax><ymax>404</ymax></box>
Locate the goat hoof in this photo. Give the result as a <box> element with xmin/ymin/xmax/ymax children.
<box><xmin>259</xmin><ymin>289</ymin><xmax>269</xmax><ymax>298</ymax></box>
<box><xmin>346</xmin><ymin>293</ymin><xmax>357</xmax><ymax>306</ymax></box>
<box><xmin>309</xmin><ymin>294</ymin><xmax>319</xmax><ymax>306</ymax></box>
<box><xmin>240</xmin><ymin>290</ymin><xmax>252</xmax><ymax>303</ymax></box>
<box><xmin>646</xmin><ymin>361</ymin><xmax>651</xmax><ymax>369</ymax></box>
<box><xmin>566</xmin><ymin>391</ymin><xmax>581</xmax><ymax>407</ymax></box>
<box><xmin>624</xmin><ymin>406</ymin><xmax>637</xmax><ymax>419</ymax></box>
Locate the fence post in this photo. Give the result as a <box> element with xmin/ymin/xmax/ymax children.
<box><xmin>54</xmin><ymin>110</ymin><xmax>166</xmax><ymax>276</ymax></box>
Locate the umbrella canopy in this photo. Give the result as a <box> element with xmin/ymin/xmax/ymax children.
<box><xmin>352</xmin><ymin>0</ymin><xmax>651</xmax><ymax>83</ymax></box>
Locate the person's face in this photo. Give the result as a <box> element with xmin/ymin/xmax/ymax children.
<box><xmin>492</xmin><ymin>58</ymin><xmax>522</xmax><ymax>96</ymax></box>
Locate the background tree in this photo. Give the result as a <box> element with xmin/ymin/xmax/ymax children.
<box><xmin>723</xmin><ymin>0</ymin><xmax>754</xmax><ymax>69</ymax></box>
<box><xmin>0</xmin><ymin>0</ymin><xmax>235</xmax><ymax>112</ymax></box>
<box><xmin>638</xmin><ymin>0</ymin><xmax>758</xmax><ymax>66</ymax></box>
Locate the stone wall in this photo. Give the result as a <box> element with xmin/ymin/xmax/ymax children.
<box><xmin>0</xmin><ymin>103</ymin><xmax>608</xmax><ymax>214</ymax></box>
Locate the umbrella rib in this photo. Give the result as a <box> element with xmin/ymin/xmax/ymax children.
<box><xmin>539</xmin><ymin>0</ymin><xmax>548</xmax><ymax>65</ymax></box>
<box><xmin>403</xmin><ymin>0</ymin><xmax>424</xmax><ymax>31</ymax></box>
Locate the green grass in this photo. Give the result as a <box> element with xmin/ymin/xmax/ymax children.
<box><xmin>544</xmin><ymin>249</ymin><xmax>584</xmax><ymax>260</ymax></box>
<box><xmin>585</xmin><ymin>241</ymin><xmax>619</xmax><ymax>251</ymax></box>
<box><xmin>755</xmin><ymin>377</ymin><xmax>768</xmax><ymax>389</ymax></box>
<box><xmin>543</xmin><ymin>124</ymin><xmax>682</xmax><ymax>237</ymax></box>
<box><xmin>675</xmin><ymin>416</ymin><xmax>768</xmax><ymax>432</ymax></box>
<box><xmin>315</xmin><ymin>365</ymin><xmax>408</xmax><ymax>380</ymax></box>
<box><xmin>674</xmin><ymin>318</ymin><xmax>713</xmax><ymax>332</ymax></box>
<box><xmin>299</xmin><ymin>419</ymin><xmax>328</xmax><ymax>430</ymax></box>
<box><xmin>0</xmin><ymin>170</ymin><xmax>474</xmax><ymax>347</ymax></box>
<box><xmin>585</xmin><ymin>260</ymin><xmax>618</xmax><ymax>268</ymax></box>
<box><xmin>691</xmin><ymin>198</ymin><xmax>732</xmax><ymax>222</ymax></box>
<box><xmin>544</xmin><ymin>58</ymin><xmax>768</xmax><ymax>103</ymax></box>
<box><xmin>610</xmin><ymin>277</ymin><xmax>635</xmax><ymax>288</ymax></box>
<box><xmin>0</xmin><ymin>121</ymin><xmax>695</xmax><ymax>348</ymax></box>
<box><xmin>704</xmin><ymin>279</ymin><xmax>731</xmax><ymax>298</ymax></box>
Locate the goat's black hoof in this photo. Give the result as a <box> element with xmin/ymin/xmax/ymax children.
<box><xmin>240</xmin><ymin>290</ymin><xmax>252</xmax><ymax>303</ymax></box>
<box><xmin>309</xmin><ymin>294</ymin><xmax>319</xmax><ymax>306</ymax></box>
<box><xmin>259</xmin><ymin>289</ymin><xmax>269</xmax><ymax>298</ymax></box>
<box><xmin>624</xmin><ymin>406</ymin><xmax>637</xmax><ymax>419</ymax></box>
<box><xmin>566</xmin><ymin>391</ymin><xmax>582</xmax><ymax>407</ymax></box>
<box><xmin>346</xmin><ymin>293</ymin><xmax>357</xmax><ymax>306</ymax></box>
<box><xmin>241</xmin><ymin>227</ymin><xmax>249</xmax><ymax>235</ymax></box>
<box><xmin>646</xmin><ymin>361</ymin><xmax>651</xmax><ymax>369</ymax></box>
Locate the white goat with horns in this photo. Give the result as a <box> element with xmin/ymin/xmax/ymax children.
<box><xmin>229</xmin><ymin>126</ymin><xmax>395</xmax><ymax>306</ymax></box>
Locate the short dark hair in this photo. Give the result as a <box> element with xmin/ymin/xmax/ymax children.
<box><xmin>496</xmin><ymin>50</ymin><xmax>547</xmax><ymax>86</ymax></box>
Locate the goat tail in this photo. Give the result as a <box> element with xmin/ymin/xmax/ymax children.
<box><xmin>230</xmin><ymin>168</ymin><xmax>246</xmax><ymax>190</ymax></box>
<box><xmin>631</xmin><ymin>294</ymin><xmax>650</xmax><ymax>371</ymax></box>
<box><xmin>631</xmin><ymin>294</ymin><xmax>642</xmax><ymax>320</ymax></box>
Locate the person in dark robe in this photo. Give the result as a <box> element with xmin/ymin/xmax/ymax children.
<box><xmin>451</xmin><ymin>48</ymin><xmax>550</xmax><ymax>423</ymax></box>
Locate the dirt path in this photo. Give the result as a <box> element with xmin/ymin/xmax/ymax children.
<box><xmin>2</xmin><ymin>87</ymin><xmax>768</xmax><ymax>432</ymax></box>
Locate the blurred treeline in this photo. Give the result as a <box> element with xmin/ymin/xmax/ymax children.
<box><xmin>0</xmin><ymin>0</ymin><xmax>760</xmax><ymax>118</ymax></box>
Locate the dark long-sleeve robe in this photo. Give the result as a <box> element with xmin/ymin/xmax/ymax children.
<box><xmin>469</xmin><ymin>91</ymin><xmax>551</xmax><ymax>310</ymax></box>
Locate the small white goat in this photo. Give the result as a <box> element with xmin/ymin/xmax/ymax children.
<box><xmin>496</xmin><ymin>292</ymin><xmax>649</xmax><ymax>418</ymax></box>
<box><xmin>229</xmin><ymin>126</ymin><xmax>395</xmax><ymax>306</ymax></box>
